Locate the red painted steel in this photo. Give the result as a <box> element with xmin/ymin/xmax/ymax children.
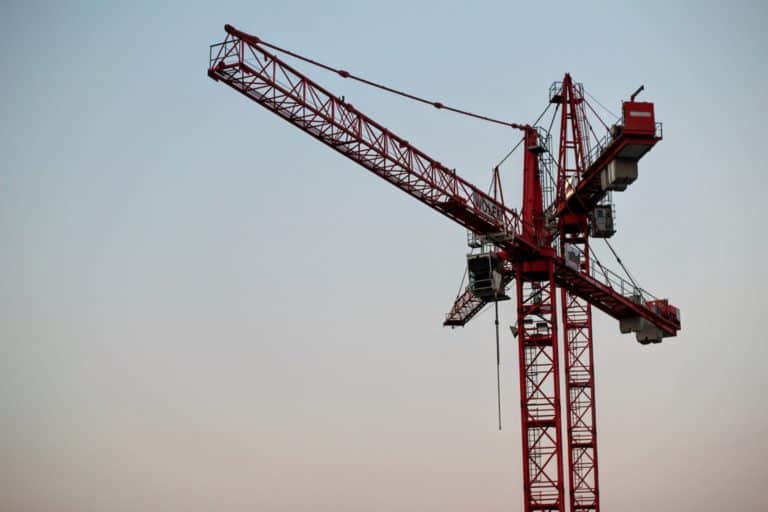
<box><xmin>553</xmin><ymin>77</ymin><xmax>601</xmax><ymax>512</ymax></box>
<box><xmin>555</xmin><ymin>74</ymin><xmax>589</xmax><ymax>209</ymax></box>
<box><xmin>208</xmin><ymin>26</ymin><xmax>683</xmax><ymax>512</ymax></box>
<box><xmin>556</xmin><ymin>110</ymin><xmax>661</xmax><ymax>216</ymax></box>
<box><xmin>562</xmin><ymin>280</ymin><xmax>600</xmax><ymax>512</ymax></box>
<box><xmin>516</xmin><ymin>258</ymin><xmax>565</xmax><ymax>512</ymax></box>
<box><xmin>522</xmin><ymin>128</ymin><xmax>546</xmax><ymax>242</ymax></box>
<box><xmin>207</xmin><ymin>28</ymin><xmax>523</xmax><ymax>241</ymax></box>
<box><xmin>515</xmin><ymin>135</ymin><xmax>566</xmax><ymax>511</ymax></box>
<box><xmin>622</xmin><ymin>102</ymin><xmax>655</xmax><ymax>134</ymax></box>
<box><xmin>444</xmin><ymin>285</ymin><xmax>496</xmax><ymax>327</ymax></box>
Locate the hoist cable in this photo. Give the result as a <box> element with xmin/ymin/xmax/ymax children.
<box><xmin>493</xmin><ymin>102</ymin><xmax>553</xmax><ymax>168</ymax></box>
<box><xmin>243</xmin><ymin>32</ymin><xmax>526</xmax><ymax>130</ymax></box>
<box><xmin>584</xmin><ymin>88</ymin><xmax>619</xmax><ymax>121</ymax></box>
<box><xmin>494</xmin><ymin>301</ymin><xmax>502</xmax><ymax>431</ymax></box>
<box><xmin>583</xmin><ymin>98</ymin><xmax>611</xmax><ymax>132</ymax></box>
<box><xmin>494</xmin><ymin>137</ymin><xmax>525</xmax><ymax>171</ymax></box>
<box><xmin>454</xmin><ymin>267</ymin><xmax>468</xmax><ymax>301</ymax></box>
<box><xmin>587</xmin><ymin>245</ymin><xmax>612</xmax><ymax>287</ymax></box>
<box><xmin>604</xmin><ymin>239</ymin><xmax>639</xmax><ymax>290</ymax></box>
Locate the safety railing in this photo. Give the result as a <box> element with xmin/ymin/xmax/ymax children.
<box><xmin>587</xmin><ymin>258</ymin><xmax>658</xmax><ymax>304</ymax></box>
<box><xmin>554</xmin><ymin>237</ymin><xmax>659</xmax><ymax>305</ymax></box>
<box><xmin>548</xmin><ymin>81</ymin><xmax>562</xmax><ymax>103</ymax></box>
<box><xmin>586</xmin><ymin>120</ymin><xmax>663</xmax><ymax>167</ymax></box>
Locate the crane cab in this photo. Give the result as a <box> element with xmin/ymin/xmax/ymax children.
<box><xmin>589</xmin><ymin>204</ymin><xmax>616</xmax><ymax>238</ymax></box>
<box><xmin>467</xmin><ymin>252</ymin><xmax>508</xmax><ymax>301</ymax></box>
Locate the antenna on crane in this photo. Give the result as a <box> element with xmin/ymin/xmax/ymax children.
<box><xmin>630</xmin><ymin>85</ymin><xmax>645</xmax><ymax>101</ymax></box>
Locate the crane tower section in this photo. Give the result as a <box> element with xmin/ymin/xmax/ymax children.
<box><xmin>551</xmin><ymin>75</ymin><xmax>601</xmax><ymax>512</ymax></box>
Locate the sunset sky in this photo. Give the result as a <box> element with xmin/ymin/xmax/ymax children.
<box><xmin>2</xmin><ymin>1</ymin><xmax>767</xmax><ymax>511</ymax></box>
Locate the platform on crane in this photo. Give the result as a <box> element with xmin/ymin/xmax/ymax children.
<box><xmin>559</xmin><ymin>101</ymin><xmax>662</xmax><ymax>216</ymax></box>
<box><xmin>467</xmin><ymin>252</ymin><xmax>510</xmax><ymax>301</ymax></box>
<box><xmin>445</xmin><ymin>252</ymin><xmax>680</xmax><ymax>340</ymax></box>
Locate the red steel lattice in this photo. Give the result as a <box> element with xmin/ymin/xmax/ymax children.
<box><xmin>553</xmin><ymin>76</ymin><xmax>601</xmax><ymax>512</ymax></box>
<box><xmin>208</xmin><ymin>26</ymin><xmax>682</xmax><ymax>512</ymax></box>
<box><xmin>516</xmin><ymin>260</ymin><xmax>565</xmax><ymax>511</ymax></box>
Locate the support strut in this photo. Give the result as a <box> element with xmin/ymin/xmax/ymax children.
<box><xmin>515</xmin><ymin>258</ymin><xmax>565</xmax><ymax>512</ymax></box>
<box><xmin>561</xmin><ymin>237</ymin><xmax>601</xmax><ymax>512</ymax></box>
<box><xmin>554</xmin><ymin>74</ymin><xmax>602</xmax><ymax>512</ymax></box>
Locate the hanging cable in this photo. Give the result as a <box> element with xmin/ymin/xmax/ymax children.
<box><xmin>532</xmin><ymin>102</ymin><xmax>553</xmax><ymax>128</ymax></box>
<box><xmin>588</xmin><ymin>244</ymin><xmax>612</xmax><ymax>287</ymax></box>
<box><xmin>489</xmin><ymin>102</ymin><xmax>556</xmax><ymax>214</ymax></box>
<box><xmin>583</xmin><ymin>99</ymin><xmax>610</xmax><ymax>135</ymax></box>
<box><xmin>546</xmin><ymin>102</ymin><xmax>560</xmax><ymax>139</ymax></box>
<box><xmin>604</xmin><ymin>239</ymin><xmax>639</xmax><ymax>290</ymax></box>
<box><xmin>584</xmin><ymin>89</ymin><xmax>619</xmax><ymax>121</ymax></box>
<box><xmin>454</xmin><ymin>266</ymin><xmax>468</xmax><ymax>300</ymax></box>
<box><xmin>583</xmin><ymin>98</ymin><xmax>611</xmax><ymax>132</ymax></box>
<box><xmin>494</xmin><ymin>301</ymin><xmax>502</xmax><ymax>431</ymax></box>
<box><xmin>493</xmin><ymin>137</ymin><xmax>525</xmax><ymax>171</ymax></box>
<box><xmin>230</xmin><ymin>27</ymin><xmax>526</xmax><ymax>130</ymax></box>
<box><xmin>493</xmin><ymin>102</ymin><xmax>553</xmax><ymax>169</ymax></box>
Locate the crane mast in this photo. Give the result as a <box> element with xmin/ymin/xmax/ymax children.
<box><xmin>554</xmin><ymin>75</ymin><xmax>600</xmax><ymax>512</ymax></box>
<box><xmin>208</xmin><ymin>25</ymin><xmax>682</xmax><ymax>512</ymax></box>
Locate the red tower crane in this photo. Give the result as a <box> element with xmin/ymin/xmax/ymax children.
<box><xmin>208</xmin><ymin>25</ymin><xmax>681</xmax><ymax>512</ymax></box>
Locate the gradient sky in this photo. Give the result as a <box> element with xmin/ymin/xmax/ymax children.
<box><xmin>2</xmin><ymin>1</ymin><xmax>767</xmax><ymax>511</ymax></box>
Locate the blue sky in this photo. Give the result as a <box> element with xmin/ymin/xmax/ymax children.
<box><xmin>1</xmin><ymin>1</ymin><xmax>767</xmax><ymax>511</ymax></box>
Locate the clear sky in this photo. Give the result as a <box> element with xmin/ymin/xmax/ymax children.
<box><xmin>1</xmin><ymin>1</ymin><xmax>767</xmax><ymax>511</ymax></box>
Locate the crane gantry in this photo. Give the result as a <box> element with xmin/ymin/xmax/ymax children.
<box><xmin>208</xmin><ymin>24</ymin><xmax>681</xmax><ymax>512</ymax></box>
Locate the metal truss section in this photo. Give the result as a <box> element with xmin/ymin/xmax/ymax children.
<box><xmin>444</xmin><ymin>270</ymin><xmax>514</xmax><ymax>327</ymax></box>
<box><xmin>553</xmin><ymin>76</ymin><xmax>589</xmax><ymax>207</ymax></box>
<box><xmin>515</xmin><ymin>263</ymin><xmax>565</xmax><ymax>512</ymax></box>
<box><xmin>562</xmin><ymin>282</ymin><xmax>600</xmax><ymax>512</ymax></box>
<box><xmin>208</xmin><ymin>29</ymin><xmax>521</xmax><ymax>239</ymax></box>
<box><xmin>555</xmin><ymin>73</ymin><xmax>602</xmax><ymax>511</ymax></box>
<box><xmin>444</xmin><ymin>286</ymin><xmax>487</xmax><ymax>327</ymax></box>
